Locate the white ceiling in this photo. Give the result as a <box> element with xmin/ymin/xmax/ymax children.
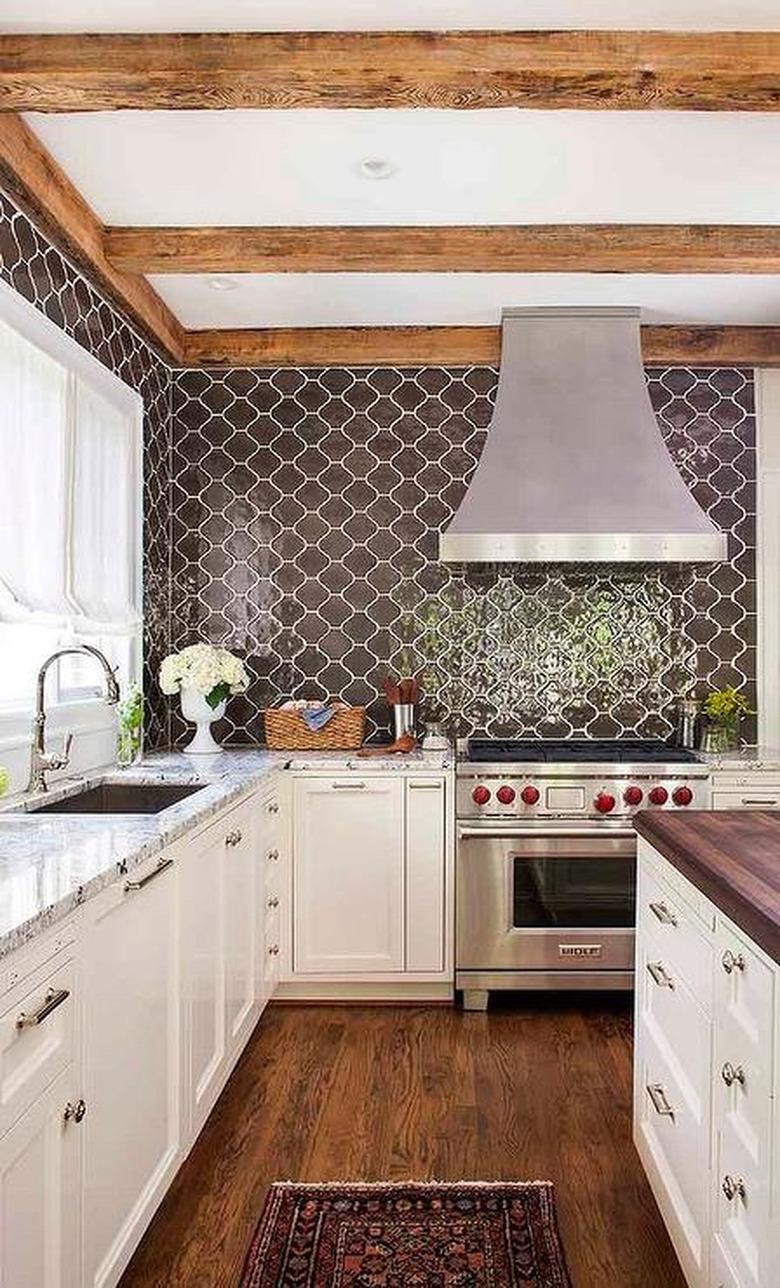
<box><xmin>27</xmin><ymin>110</ymin><xmax>780</xmax><ymax>227</ymax></box>
<box><xmin>151</xmin><ymin>273</ymin><xmax>780</xmax><ymax>329</ymax></box>
<box><xmin>3</xmin><ymin>0</ymin><xmax>779</xmax><ymax>31</ymax></box>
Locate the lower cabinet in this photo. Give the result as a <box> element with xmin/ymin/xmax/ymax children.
<box><xmin>634</xmin><ymin>839</ymin><xmax>780</xmax><ymax>1288</ymax></box>
<box><xmin>290</xmin><ymin>773</ymin><xmax>449</xmax><ymax>981</ymax></box>
<box><xmin>82</xmin><ymin>852</ymin><xmax>180</xmax><ymax>1288</ymax></box>
<box><xmin>0</xmin><ymin>1064</ymin><xmax>82</xmax><ymax>1288</ymax></box>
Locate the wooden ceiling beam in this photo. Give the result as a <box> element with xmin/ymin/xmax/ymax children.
<box><xmin>2</xmin><ymin>31</ymin><xmax>779</xmax><ymax>113</ymax></box>
<box><xmin>105</xmin><ymin>224</ymin><xmax>780</xmax><ymax>275</ymax></box>
<box><xmin>183</xmin><ymin>325</ymin><xmax>780</xmax><ymax>369</ymax></box>
<box><xmin>0</xmin><ymin>115</ymin><xmax>185</xmax><ymax>362</ymax></box>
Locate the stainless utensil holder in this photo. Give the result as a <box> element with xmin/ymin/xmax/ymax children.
<box><xmin>392</xmin><ymin>703</ymin><xmax>416</xmax><ymax>740</ymax></box>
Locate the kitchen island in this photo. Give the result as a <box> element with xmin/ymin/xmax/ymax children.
<box><xmin>633</xmin><ymin>810</ymin><xmax>780</xmax><ymax>1288</ymax></box>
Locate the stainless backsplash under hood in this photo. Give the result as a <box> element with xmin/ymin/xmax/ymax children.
<box><xmin>439</xmin><ymin>307</ymin><xmax>727</xmax><ymax>564</ymax></box>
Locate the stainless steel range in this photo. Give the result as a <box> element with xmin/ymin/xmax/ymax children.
<box><xmin>456</xmin><ymin>738</ymin><xmax>708</xmax><ymax>1009</ymax></box>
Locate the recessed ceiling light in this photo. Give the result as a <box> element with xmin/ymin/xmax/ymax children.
<box><xmin>358</xmin><ymin>157</ymin><xmax>397</xmax><ymax>180</ymax></box>
<box><xmin>206</xmin><ymin>277</ymin><xmax>239</xmax><ymax>292</ymax></box>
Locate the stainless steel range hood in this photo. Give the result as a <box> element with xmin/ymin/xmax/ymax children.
<box><xmin>439</xmin><ymin>307</ymin><xmax>727</xmax><ymax>563</ymax></box>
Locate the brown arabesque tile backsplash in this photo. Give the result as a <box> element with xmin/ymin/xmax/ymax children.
<box><xmin>169</xmin><ymin>364</ymin><xmax>755</xmax><ymax>745</ymax></box>
<box><xmin>0</xmin><ymin>185</ymin><xmax>756</xmax><ymax>748</ymax></box>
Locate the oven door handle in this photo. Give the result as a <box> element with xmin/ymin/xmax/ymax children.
<box><xmin>457</xmin><ymin>826</ymin><xmax>636</xmax><ymax>840</ymax></box>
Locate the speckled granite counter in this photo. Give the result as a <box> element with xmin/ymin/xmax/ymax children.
<box><xmin>702</xmin><ymin>746</ymin><xmax>780</xmax><ymax>773</ymax></box>
<box><xmin>0</xmin><ymin>746</ymin><xmax>453</xmax><ymax>960</ymax></box>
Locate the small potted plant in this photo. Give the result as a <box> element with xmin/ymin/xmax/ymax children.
<box><xmin>702</xmin><ymin>686</ymin><xmax>753</xmax><ymax>753</ymax></box>
<box><xmin>159</xmin><ymin>644</ymin><xmax>249</xmax><ymax>755</ymax></box>
<box><xmin>117</xmin><ymin>683</ymin><xmax>144</xmax><ymax>767</ymax></box>
<box><xmin>0</xmin><ymin>766</ymin><xmax>8</xmax><ymax>798</ymax></box>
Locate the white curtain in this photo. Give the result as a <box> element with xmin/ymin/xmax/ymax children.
<box><xmin>69</xmin><ymin>380</ymin><xmax>138</xmax><ymax>631</ymax></box>
<box><xmin>0</xmin><ymin>317</ymin><xmax>70</xmax><ymax>620</ymax></box>
<box><xmin>0</xmin><ymin>314</ymin><xmax>139</xmax><ymax>635</ymax></box>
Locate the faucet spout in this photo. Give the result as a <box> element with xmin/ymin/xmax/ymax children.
<box><xmin>27</xmin><ymin>644</ymin><xmax>122</xmax><ymax>794</ymax></box>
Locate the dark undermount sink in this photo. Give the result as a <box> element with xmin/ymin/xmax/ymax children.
<box><xmin>30</xmin><ymin>781</ymin><xmax>206</xmax><ymax>816</ymax></box>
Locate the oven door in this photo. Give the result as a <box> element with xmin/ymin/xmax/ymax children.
<box><xmin>457</xmin><ymin>824</ymin><xmax>636</xmax><ymax>972</ymax></box>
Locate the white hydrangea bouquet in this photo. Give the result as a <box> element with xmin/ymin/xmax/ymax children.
<box><xmin>159</xmin><ymin>643</ymin><xmax>249</xmax><ymax>754</ymax></box>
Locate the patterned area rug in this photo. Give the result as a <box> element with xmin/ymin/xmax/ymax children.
<box><xmin>239</xmin><ymin>1180</ymin><xmax>571</xmax><ymax>1286</ymax></box>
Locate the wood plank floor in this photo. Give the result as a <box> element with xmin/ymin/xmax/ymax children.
<box><xmin>121</xmin><ymin>996</ymin><xmax>686</xmax><ymax>1288</ymax></box>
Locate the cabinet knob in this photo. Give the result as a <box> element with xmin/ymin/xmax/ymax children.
<box><xmin>267</xmin><ymin>896</ymin><xmax>279</xmax><ymax>909</ymax></box>
<box><xmin>268</xmin><ymin>944</ymin><xmax>280</xmax><ymax>956</ymax></box>
<box><xmin>721</xmin><ymin>949</ymin><xmax>746</xmax><ymax>974</ymax></box>
<box><xmin>267</xmin><ymin>848</ymin><xmax>279</xmax><ymax>862</ymax></box>
<box><xmin>721</xmin><ymin>1061</ymin><xmax>746</xmax><ymax>1088</ymax></box>
<box><xmin>225</xmin><ymin>829</ymin><xmax>242</xmax><ymax>847</ymax></box>
<box><xmin>722</xmin><ymin>1174</ymin><xmax>746</xmax><ymax>1202</ymax></box>
<box><xmin>267</xmin><ymin>802</ymin><xmax>279</xmax><ymax>814</ymax></box>
<box><xmin>64</xmin><ymin>1098</ymin><xmax>87</xmax><ymax>1124</ymax></box>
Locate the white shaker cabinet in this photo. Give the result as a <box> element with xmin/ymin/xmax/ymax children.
<box><xmin>82</xmin><ymin>852</ymin><xmax>179</xmax><ymax>1288</ymax></box>
<box><xmin>293</xmin><ymin>776</ymin><xmax>405</xmax><ymax>973</ymax></box>
<box><xmin>0</xmin><ymin>1064</ymin><xmax>82</xmax><ymax>1288</ymax></box>
<box><xmin>406</xmin><ymin>777</ymin><xmax>447</xmax><ymax>973</ymax></box>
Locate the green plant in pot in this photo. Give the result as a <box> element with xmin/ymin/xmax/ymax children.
<box><xmin>702</xmin><ymin>686</ymin><xmax>753</xmax><ymax>752</ymax></box>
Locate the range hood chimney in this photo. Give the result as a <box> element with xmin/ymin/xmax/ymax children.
<box><xmin>439</xmin><ymin>307</ymin><xmax>726</xmax><ymax>563</ymax></box>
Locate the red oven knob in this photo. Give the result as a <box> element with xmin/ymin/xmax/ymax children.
<box><xmin>520</xmin><ymin>784</ymin><xmax>540</xmax><ymax>806</ymax></box>
<box><xmin>472</xmin><ymin>785</ymin><xmax>491</xmax><ymax>806</ymax></box>
<box><xmin>673</xmin><ymin>786</ymin><xmax>694</xmax><ymax>807</ymax></box>
<box><xmin>497</xmin><ymin>785</ymin><xmax>516</xmax><ymax>805</ymax></box>
<box><xmin>595</xmin><ymin>792</ymin><xmax>616</xmax><ymax>814</ymax></box>
<box><xmin>624</xmin><ymin>785</ymin><xmax>644</xmax><ymax>806</ymax></box>
<box><xmin>648</xmin><ymin>785</ymin><xmax>668</xmax><ymax>806</ymax></box>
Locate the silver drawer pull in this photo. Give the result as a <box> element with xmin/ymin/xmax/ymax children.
<box><xmin>268</xmin><ymin>944</ymin><xmax>280</xmax><ymax>956</ymax></box>
<box><xmin>722</xmin><ymin>1175</ymin><xmax>746</xmax><ymax>1202</ymax></box>
<box><xmin>647</xmin><ymin>960</ymin><xmax>675</xmax><ymax>990</ymax></box>
<box><xmin>332</xmin><ymin>781</ymin><xmax>366</xmax><ymax>789</ymax></box>
<box><xmin>124</xmin><ymin>857</ymin><xmax>174</xmax><ymax>893</ymax></box>
<box><xmin>63</xmin><ymin>1098</ymin><xmax>86</xmax><ymax>1124</ymax></box>
<box><xmin>740</xmin><ymin>798</ymin><xmax>778</xmax><ymax>807</ymax></box>
<box><xmin>649</xmin><ymin>901</ymin><xmax>678</xmax><ymax>926</ymax></box>
<box><xmin>267</xmin><ymin>895</ymin><xmax>279</xmax><ymax>909</ymax></box>
<box><xmin>722</xmin><ymin>949</ymin><xmax>746</xmax><ymax>974</ymax></box>
<box><xmin>721</xmin><ymin>1061</ymin><xmax>746</xmax><ymax>1088</ymax></box>
<box><xmin>647</xmin><ymin>1083</ymin><xmax>675</xmax><ymax>1120</ymax></box>
<box><xmin>267</xmin><ymin>802</ymin><xmax>279</xmax><ymax>814</ymax></box>
<box><xmin>409</xmin><ymin>782</ymin><xmax>442</xmax><ymax>790</ymax></box>
<box><xmin>16</xmin><ymin>986</ymin><xmax>70</xmax><ymax>1030</ymax></box>
<box><xmin>267</xmin><ymin>848</ymin><xmax>279</xmax><ymax>862</ymax></box>
<box><xmin>225</xmin><ymin>829</ymin><xmax>242</xmax><ymax>847</ymax></box>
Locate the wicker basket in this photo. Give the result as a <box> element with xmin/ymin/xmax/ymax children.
<box><xmin>264</xmin><ymin>705</ymin><xmax>366</xmax><ymax>751</ymax></box>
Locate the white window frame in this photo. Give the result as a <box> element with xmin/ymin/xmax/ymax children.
<box><xmin>0</xmin><ymin>279</ymin><xmax>143</xmax><ymax>740</ymax></box>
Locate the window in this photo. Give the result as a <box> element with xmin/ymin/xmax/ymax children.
<box><xmin>0</xmin><ymin>284</ymin><xmax>141</xmax><ymax>714</ymax></box>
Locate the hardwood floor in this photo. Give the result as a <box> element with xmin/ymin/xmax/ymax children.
<box><xmin>121</xmin><ymin>996</ymin><xmax>685</xmax><ymax>1288</ymax></box>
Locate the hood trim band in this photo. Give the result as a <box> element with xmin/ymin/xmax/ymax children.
<box><xmin>439</xmin><ymin>530</ymin><xmax>727</xmax><ymax>563</ymax></box>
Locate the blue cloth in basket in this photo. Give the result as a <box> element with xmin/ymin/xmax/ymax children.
<box><xmin>300</xmin><ymin>704</ymin><xmax>337</xmax><ymax>732</ymax></box>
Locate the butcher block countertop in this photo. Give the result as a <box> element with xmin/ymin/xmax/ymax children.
<box><xmin>634</xmin><ymin>810</ymin><xmax>780</xmax><ymax>966</ymax></box>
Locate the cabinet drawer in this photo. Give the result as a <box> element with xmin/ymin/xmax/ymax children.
<box><xmin>638</xmin><ymin>860</ymin><xmax>713</xmax><ymax>1009</ymax></box>
<box><xmin>638</xmin><ymin>939</ymin><xmax>710</xmax><ymax>1114</ymax></box>
<box><xmin>712</xmin><ymin>790</ymin><xmax>780</xmax><ymax>810</ymax></box>
<box><xmin>0</xmin><ymin>954</ymin><xmax>75</xmax><ymax>1136</ymax></box>
<box><xmin>1</xmin><ymin>920</ymin><xmax>77</xmax><ymax>997</ymax></box>
<box><xmin>635</xmin><ymin>1016</ymin><xmax>710</xmax><ymax>1281</ymax></box>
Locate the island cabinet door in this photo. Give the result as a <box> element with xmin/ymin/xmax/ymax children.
<box><xmin>293</xmin><ymin>777</ymin><xmax>405</xmax><ymax>974</ymax></box>
<box><xmin>711</xmin><ymin>917</ymin><xmax>776</xmax><ymax>1288</ymax></box>
<box><xmin>82</xmin><ymin>854</ymin><xmax>179</xmax><ymax>1288</ymax></box>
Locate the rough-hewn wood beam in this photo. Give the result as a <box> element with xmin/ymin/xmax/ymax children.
<box><xmin>2</xmin><ymin>31</ymin><xmax>779</xmax><ymax>113</ymax></box>
<box><xmin>0</xmin><ymin>115</ymin><xmax>185</xmax><ymax>362</ymax></box>
<box><xmin>106</xmin><ymin>224</ymin><xmax>780</xmax><ymax>275</ymax></box>
<box><xmin>183</xmin><ymin>325</ymin><xmax>780</xmax><ymax>369</ymax></box>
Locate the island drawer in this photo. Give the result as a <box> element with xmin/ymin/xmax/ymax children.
<box><xmin>0</xmin><ymin>953</ymin><xmax>75</xmax><ymax>1136</ymax></box>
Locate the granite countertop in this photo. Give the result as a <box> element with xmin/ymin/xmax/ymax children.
<box><xmin>635</xmin><ymin>810</ymin><xmax>780</xmax><ymax>966</ymax></box>
<box><xmin>702</xmin><ymin>746</ymin><xmax>780</xmax><ymax>772</ymax></box>
<box><xmin>0</xmin><ymin>746</ymin><xmax>453</xmax><ymax>961</ymax></box>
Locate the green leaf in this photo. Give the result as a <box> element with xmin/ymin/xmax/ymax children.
<box><xmin>206</xmin><ymin>681</ymin><xmax>231</xmax><ymax>710</ymax></box>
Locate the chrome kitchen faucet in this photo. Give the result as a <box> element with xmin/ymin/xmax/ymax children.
<box><xmin>27</xmin><ymin>645</ymin><xmax>121</xmax><ymax>794</ymax></box>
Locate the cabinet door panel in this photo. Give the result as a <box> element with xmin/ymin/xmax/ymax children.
<box><xmin>83</xmin><ymin>857</ymin><xmax>179</xmax><ymax>1288</ymax></box>
<box><xmin>293</xmin><ymin>778</ymin><xmax>404</xmax><ymax>974</ymax></box>
<box><xmin>179</xmin><ymin>827</ymin><xmax>225</xmax><ymax>1138</ymax></box>
<box><xmin>224</xmin><ymin>812</ymin><xmax>257</xmax><ymax>1055</ymax></box>
<box><xmin>0</xmin><ymin>1066</ymin><xmax>81</xmax><ymax>1288</ymax></box>
<box><xmin>405</xmin><ymin>779</ymin><xmax>446</xmax><ymax>973</ymax></box>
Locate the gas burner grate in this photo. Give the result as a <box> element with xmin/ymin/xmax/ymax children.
<box><xmin>465</xmin><ymin>738</ymin><xmax>701</xmax><ymax>764</ymax></box>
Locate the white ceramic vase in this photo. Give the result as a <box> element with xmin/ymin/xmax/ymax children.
<box><xmin>180</xmin><ymin>688</ymin><xmax>227</xmax><ymax>755</ymax></box>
